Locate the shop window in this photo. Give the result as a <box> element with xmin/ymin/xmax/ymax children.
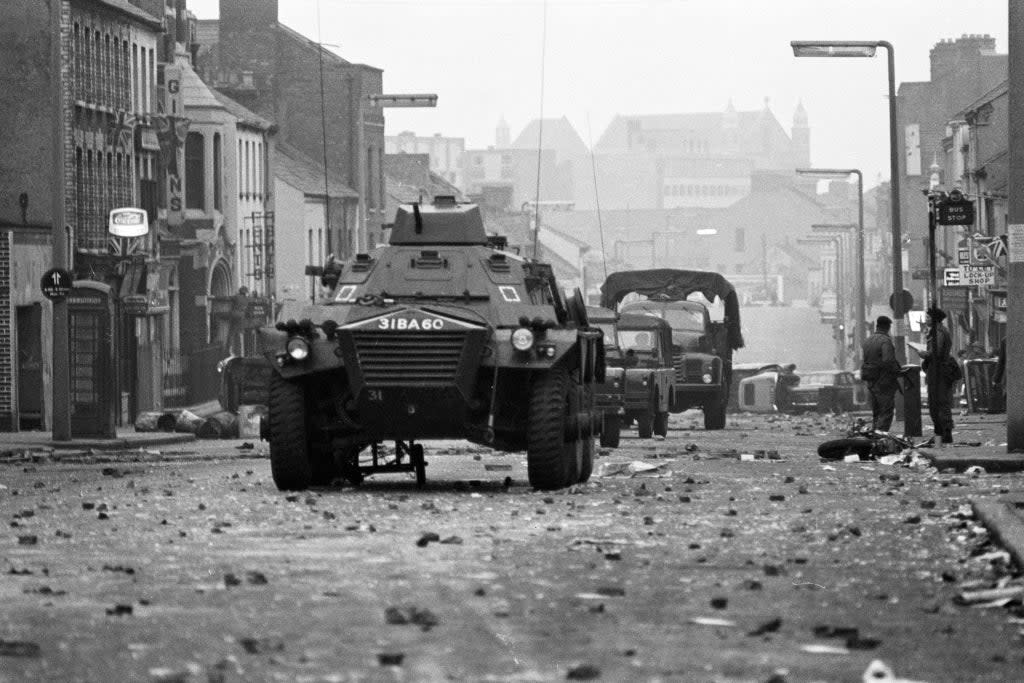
<box><xmin>185</xmin><ymin>132</ymin><xmax>205</xmax><ymax>209</ymax></box>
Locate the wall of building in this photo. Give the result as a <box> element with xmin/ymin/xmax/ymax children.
<box><xmin>0</xmin><ymin>1</ymin><xmax>59</xmax><ymax>229</ymax></box>
<box><xmin>272</xmin><ymin>178</ymin><xmax>313</xmax><ymax>304</ymax></box>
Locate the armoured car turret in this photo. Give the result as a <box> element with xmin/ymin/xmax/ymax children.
<box><xmin>259</xmin><ymin>197</ymin><xmax>604</xmax><ymax>491</ymax></box>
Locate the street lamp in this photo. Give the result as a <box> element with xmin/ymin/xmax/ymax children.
<box><xmin>360</xmin><ymin>92</ymin><xmax>439</xmax><ymax>252</ymax></box>
<box><xmin>798</xmin><ymin>168</ymin><xmax>865</xmax><ymax>359</ymax></box>
<box><xmin>791</xmin><ymin>40</ymin><xmax>905</xmax><ymax>364</ymax></box>
<box><xmin>798</xmin><ymin>234</ymin><xmax>849</xmax><ymax>369</ymax></box>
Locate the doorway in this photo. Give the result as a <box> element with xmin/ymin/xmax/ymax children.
<box><xmin>16</xmin><ymin>304</ymin><xmax>43</xmax><ymax>430</ymax></box>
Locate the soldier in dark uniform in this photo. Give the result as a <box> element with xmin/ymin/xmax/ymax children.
<box><xmin>919</xmin><ymin>306</ymin><xmax>956</xmax><ymax>445</ymax></box>
<box><xmin>860</xmin><ymin>316</ymin><xmax>902</xmax><ymax>431</ymax></box>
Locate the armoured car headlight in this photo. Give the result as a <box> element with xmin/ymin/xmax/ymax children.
<box><xmin>286</xmin><ymin>337</ymin><xmax>311</xmax><ymax>361</ymax></box>
<box><xmin>511</xmin><ymin>328</ymin><xmax>534</xmax><ymax>351</ymax></box>
<box><xmin>702</xmin><ymin>373</ymin><xmax>713</xmax><ymax>384</ymax></box>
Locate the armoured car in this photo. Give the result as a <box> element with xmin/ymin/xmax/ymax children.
<box><xmin>259</xmin><ymin>197</ymin><xmax>604</xmax><ymax>491</ymax></box>
<box><xmin>601</xmin><ymin>269</ymin><xmax>744</xmax><ymax>430</ymax></box>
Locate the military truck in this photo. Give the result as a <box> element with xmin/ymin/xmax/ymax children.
<box><xmin>259</xmin><ymin>197</ymin><xmax>604</xmax><ymax>491</ymax></box>
<box><xmin>586</xmin><ymin>306</ymin><xmax>625</xmax><ymax>448</ymax></box>
<box><xmin>600</xmin><ymin>269</ymin><xmax>744</xmax><ymax>430</ymax></box>
<box><xmin>614</xmin><ymin>313</ymin><xmax>676</xmax><ymax>438</ymax></box>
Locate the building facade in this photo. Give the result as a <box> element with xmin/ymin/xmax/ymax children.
<box><xmin>385</xmin><ymin>131</ymin><xmax>465</xmax><ymax>189</ymax></box>
<box><xmin>193</xmin><ymin>0</ymin><xmax>384</xmax><ymax>256</ymax></box>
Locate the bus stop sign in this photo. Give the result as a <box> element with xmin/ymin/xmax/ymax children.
<box><xmin>41</xmin><ymin>268</ymin><xmax>73</xmax><ymax>299</ymax></box>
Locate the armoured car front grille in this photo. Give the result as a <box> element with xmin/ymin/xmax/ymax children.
<box><xmin>352</xmin><ymin>331</ymin><xmax>465</xmax><ymax>385</ymax></box>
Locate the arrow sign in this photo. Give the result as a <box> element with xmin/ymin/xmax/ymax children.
<box><xmin>40</xmin><ymin>268</ymin><xmax>73</xmax><ymax>299</ymax></box>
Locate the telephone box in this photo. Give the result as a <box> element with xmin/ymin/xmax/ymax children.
<box><xmin>67</xmin><ymin>281</ymin><xmax>117</xmax><ymax>438</ymax></box>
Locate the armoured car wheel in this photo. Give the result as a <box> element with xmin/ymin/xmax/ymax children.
<box><xmin>600</xmin><ymin>414</ymin><xmax>621</xmax><ymax>448</ymax></box>
<box><xmin>654</xmin><ymin>410</ymin><xmax>669</xmax><ymax>437</ymax></box>
<box><xmin>817</xmin><ymin>437</ymin><xmax>874</xmax><ymax>461</ymax></box>
<box><xmin>637</xmin><ymin>413</ymin><xmax>654</xmax><ymax>439</ymax></box>
<box><xmin>703</xmin><ymin>391</ymin><xmax>727</xmax><ymax>430</ymax></box>
<box><xmin>268</xmin><ymin>374</ymin><xmax>312</xmax><ymax>491</ymax></box>
<box><xmin>527</xmin><ymin>366</ymin><xmax>574</xmax><ymax>490</ymax></box>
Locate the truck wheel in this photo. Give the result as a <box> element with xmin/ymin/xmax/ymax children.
<box><xmin>527</xmin><ymin>366</ymin><xmax>574</xmax><ymax>490</ymax></box>
<box><xmin>637</xmin><ymin>413</ymin><xmax>654</xmax><ymax>438</ymax></box>
<box><xmin>703</xmin><ymin>392</ymin><xmax>727</xmax><ymax>430</ymax></box>
<box><xmin>268</xmin><ymin>374</ymin><xmax>312</xmax><ymax>491</ymax></box>
<box><xmin>654</xmin><ymin>410</ymin><xmax>669</xmax><ymax>436</ymax></box>
<box><xmin>410</xmin><ymin>443</ymin><xmax>427</xmax><ymax>488</ymax></box>
<box><xmin>600</xmin><ymin>414</ymin><xmax>621</xmax><ymax>448</ymax></box>
<box><xmin>578</xmin><ymin>435</ymin><xmax>595</xmax><ymax>483</ymax></box>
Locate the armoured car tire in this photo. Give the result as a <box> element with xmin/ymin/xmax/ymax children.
<box><xmin>600</xmin><ymin>414</ymin><xmax>622</xmax><ymax>448</ymax></box>
<box><xmin>703</xmin><ymin>392</ymin><xmax>727</xmax><ymax>430</ymax></box>
<box><xmin>817</xmin><ymin>437</ymin><xmax>874</xmax><ymax>461</ymax></box>
<box><xmin>654</xmin><ymin>410</ymin><xmax>669</xmax><ymax>437</ymax></box>
<box><xmin>637</xmin><ymin>413</ymin><xmax>654</xmax><ymax>439</ymax></box>
<box><xmin>526</xmin><ymin>366</ymin><xmax>574</xmax><ymax>490</ymax></box>
<box><xmin>268</xmin><ymin>374</ymin><xmax>312</xmax><ymax>491</ymax></box>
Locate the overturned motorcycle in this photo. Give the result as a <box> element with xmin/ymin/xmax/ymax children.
<box><xmin>818</xmin><ymin>418</ymin><xmax>935</xmax><ymax>460</ymax></box>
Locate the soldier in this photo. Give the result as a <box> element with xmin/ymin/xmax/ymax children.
<box><xmin>919</xmin><ymin>306</ymin><xmax>957</xmax><ymax>445</ymax></box>
<box><xmin>860</xmin><ymin>316</ymin><xmax>902</xmax><ymax>431</ymax></box>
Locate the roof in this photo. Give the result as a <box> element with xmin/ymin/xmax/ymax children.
<box><xmin>181</xmin><ymin>62</ymin><xmax>221</xmax><ymax>109</ymax></box>
<box><xmin>511</xmin><ymin>117</ymin><xmax>589</xmax><ymax>160</ymax></box>
<box><xmin>96</xmin><ymin>0</ymin><xmax>162</xmax><ymax>29</ymax></box>
<box><xmin>212</xmin><ymin>89</ymin><xmax>275</xmax><ymax>131</ymax></box>
<box><xmin>385</xmin><ymin>154</ymin><xmax>464</xmax><ymax>202</ymax></box>
<box><xmin>274</xmin><ymin>142</ymin><xmax>358</xmax><ymax>198</ymax></box>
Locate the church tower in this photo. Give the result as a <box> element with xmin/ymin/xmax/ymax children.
<box><xmin>792</xmin><ymin>100</ymin><xmax>810</xmax><ymax>167</ymax></box>
<box><xmin>496</xmin><ymin>115</ymin><xmax>510</xmax><ymax>148</ymax></box>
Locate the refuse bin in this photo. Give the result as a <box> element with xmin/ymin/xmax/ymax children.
<box><xmin>898</xmin><ymin>364</ymin><xmax>922</xmax><ymax>437</ymax></box>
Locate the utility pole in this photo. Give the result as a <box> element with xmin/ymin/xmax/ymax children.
<box><xmin>50</xmin><ymin>0</ymin><xmax>70</xmax><ymax>440</ymax></box>
<box><xmin>1007</xmin><ymin>3</ymin><xmax>1024</xmax><ymax>450</ymax></box>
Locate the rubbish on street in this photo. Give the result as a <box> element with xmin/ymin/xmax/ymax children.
<box><xmin>689</xmin><ymin>616</ymin><xmax>736</xmax><ymax>627</ymax></box>
<box><xmin>595</xmin><ymin>460</ymin><xmax>668</xmax><ymax>477</ymax></box>
<box><xmin>862</xmin><ymin>658</ymin><xmax>931</xmax><ymax>683</ymax></box>
<box><xmin>799</xmin><ymin>643</ymin><xmax>849</xmax><ymax>655</ymax></box>
<box><xmin>955</xmin><ymin>585</ymin><xmax>1024</xmax><ymax>605</ymax></box>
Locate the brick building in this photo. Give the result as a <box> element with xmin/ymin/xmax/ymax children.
<box><xmin>0</xmin><ymin>0</ymin><xmax>164</xmax><ymax>432</ymax></box>
<box><xmin>192</xmin><ymin>0</ymin><xmax>384</xmax><ymax>257</ymax></box>
<box><xmin>896</xmin><ymin>34</ymin><xmax>1007</xmax><ymax>349</ymax></box>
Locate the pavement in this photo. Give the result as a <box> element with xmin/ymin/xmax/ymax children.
<box><xmin>0</xmin><ymin>400</ymin><xmax>229</xmax><ymax>454</ymax></box>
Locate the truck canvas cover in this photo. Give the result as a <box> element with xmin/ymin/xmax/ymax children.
<box><xmin>599</xmin><ymin>269</ymin><xmax>744</xmax><ymax>351</ymax></box>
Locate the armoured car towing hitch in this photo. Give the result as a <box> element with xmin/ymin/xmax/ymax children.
<box><xmin>344</xmin><ymin>441</ymin><xmax>428</xmax><ymax>488</ymax></box>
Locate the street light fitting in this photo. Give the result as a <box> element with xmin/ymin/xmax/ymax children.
<box><xmin>368</xmin><ymin>93</ymin><xmax>438</xmax><ymax>108</ymax></box>
<box><xmin>811</xmin><ymin>223</ymin><xmax>857</xmax><ymax>232</ymax></box>
<box><xmin>790</xmin><ymin>40</ymin><xmax>879</xmax><ymax>58</ymax></box>
<box><xmin>796</xmin><ymin>167</ymin><xmax>860</xmax><ymax>180</ymax></box>
<box><xmin>696</xmin><ymin>228</ymin><xmax>717</xmax><ymax>236</ymax></box>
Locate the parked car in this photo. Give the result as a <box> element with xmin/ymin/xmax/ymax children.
<box><xmin>587</xmin><ymin>306</ymin><xmax>626</xmax><ymax>447</ymax></box>
<box><xmin>787</xmin><ymin>369</ymin><xmax>867</xmax><ymax>414</ymax></box>
<box><xmin>611</xmin><ymin>314</ymin><xmax>676</xmax><ymax>438</ymax></box>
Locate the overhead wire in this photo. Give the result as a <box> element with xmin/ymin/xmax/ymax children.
<box><xmin>531</xmin><ymin>0</ymin><xmax>548</xmax><ymax>260</ymax></box>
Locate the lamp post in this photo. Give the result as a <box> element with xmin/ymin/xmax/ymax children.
<box><xmin>799</xmin><ymin>168</ymin><xmax>865</xmax><ymax>358</ymax></box>
<box><xmin>811</xmin><ymin>221</ymin><xmax>861</xmax><ymax>363</ymax></box>
<box><xmin>361</xmin><ymin>92</ymin><xmax>438</xmax><ymax>252</ymax></box>
<box><xmin>798</xmin><ymin>234</ymin><xmax>848</xmax><ymax>369</ymax></box>
<box><xmin>792</xmin><ymin>40</ymin><xmax>905</xmax><ymax>364</ymax></box>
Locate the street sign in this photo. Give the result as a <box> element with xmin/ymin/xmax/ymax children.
<box><xmin>937</xmin><ymin>192</ymin><xmax>976</xmax><ymax>225</ymax></box>
<box><xmin>943</xmin><ymin>265</ymin><xmax>994</xmax><ymax>287</ymax></box>
<box><xmin>889</xmin><ymin>289</ymin><xmax>914</xmax><ymax>313</ymax></box>
<box><xmin>958</xmin><ymin>248</ymin><xmax>971</xmax><ymax>265</ymax></box>
<box><xmin>40</xmin><ymin>268</ymin><xmax>73</xmax><ymax>299</ymax></box>
<box><xmin>109</xmin><ymin>207</ymin><xmax>148</xmax><ymax>237</ymax></box>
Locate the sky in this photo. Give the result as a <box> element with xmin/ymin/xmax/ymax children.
<box><xmin>186</xmin><ymin>0</ymin><xmax>1009</xmax><ymax>190</ymax></box>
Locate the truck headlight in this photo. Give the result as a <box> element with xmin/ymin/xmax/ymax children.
<box><xmin>511</xmin><ymin>328</ymin><xmax>534</xmax><ymax>351</ymax></box>
<box><xmin>702</xmin><ymin>373</ymin><xmax>713</xmax><ymax>384</ymax></box>
<box><xmin>286</xmin><ymin>337</ymin><xmax>311</xmax><ymax>361</ymax></box>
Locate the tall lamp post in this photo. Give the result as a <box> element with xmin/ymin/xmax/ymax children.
<box><xmin>798</xmin><ymin>167</ymin><xmax>865</xmax><ymax>358</ymax></box>
<box><xmin>791</xmin><ymin>40</ymin><xmax>905</xmax><ymax>364</ymax></box>
<box><xmin>811</xmin><ymin>221</ymin><xmax>862</xmax><ymax>363</ymax></box>
<box><xmin>360</xmin><ymin>93</ymin><xmax>438</xmax><ymax>251</ymax></box>
<box><xmin>798</xmin><ymin>234</ymin><xmax>848</xmax><ymax>369</ymax></box>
